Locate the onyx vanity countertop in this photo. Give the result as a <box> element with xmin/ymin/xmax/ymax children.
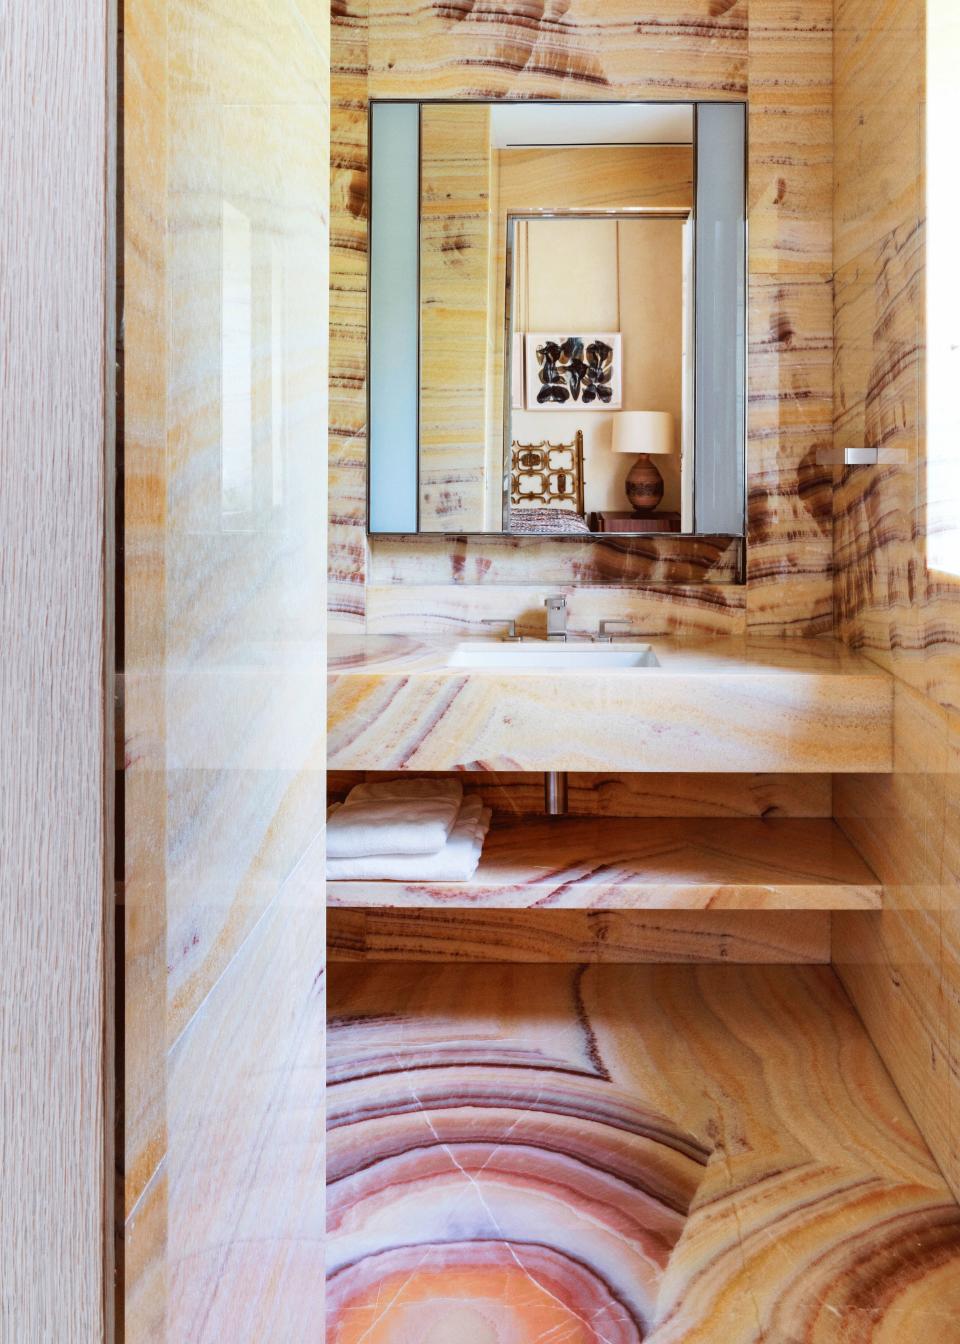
<box><xmin>328</xmin><ymin>635</ymin><xmax>892</xmax><ymax>773</ymax></box>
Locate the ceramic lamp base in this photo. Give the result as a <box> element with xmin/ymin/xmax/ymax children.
<box><xmin>624</xmin><ymin>454</ymin><xmax>664</xmax><ymax>513</ymax></box>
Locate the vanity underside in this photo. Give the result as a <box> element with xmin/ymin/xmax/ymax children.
<box><xmin>328</xmin><ymin>768</ymin><xmax>878</xmax><ymax>965</ymax></box>
<box><xmin>326</xmin><ymin>763</ymin><xmax>960</xmax><ymax>1341</ymax></box>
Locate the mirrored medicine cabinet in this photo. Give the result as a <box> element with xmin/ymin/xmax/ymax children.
<box><xmin>367</xmin><ymin>99</ymin><xmax>746</xmax><ymax>539</ymax></box>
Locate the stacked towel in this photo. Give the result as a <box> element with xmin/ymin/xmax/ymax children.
<box><xmin>327</xmin><ymin>778</ymin><xmax>464</xmax><ymax>858</ymax></box>
<box><xmin>326</xmin><ymin>780</ymin><xmax>492</xmax><ymax>882</ymax></box>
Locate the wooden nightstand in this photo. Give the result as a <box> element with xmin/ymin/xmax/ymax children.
<box><xmin>592</xmin><ymin>511</ymin><xmax>682</xmax><ymax>533</ymax></box>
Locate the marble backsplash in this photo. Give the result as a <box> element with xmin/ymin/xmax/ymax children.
<box><xmin>329</xmin><ymin>0</ymin><xmax>836</xmax><ymax>639</ymax></box>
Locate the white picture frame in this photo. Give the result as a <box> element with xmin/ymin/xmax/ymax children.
<box><xmin>524</xmin><ymin>332</ymin><xmax>622</xmax><ymax>411</ymax></box>
<box><xmin>511</xmin><ymin>333</ymin><xmax>525</xmax><ymax>410</ymax></box>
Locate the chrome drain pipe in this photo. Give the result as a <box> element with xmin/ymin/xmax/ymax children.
<box><xmin>544</xmin><ymin>771</ymin><xmax>569</xmax><ymax>816</ymax></box>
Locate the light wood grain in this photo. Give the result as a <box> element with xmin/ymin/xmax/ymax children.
<box><xmin>328</xmin><ymin>817</ymin><xmax>880</xmax><ymax>911</ymax></box>
<box><xmin>1</xmin><ymin>3</ymin><xmax>113</xmax><ymax>1337</ymax></box>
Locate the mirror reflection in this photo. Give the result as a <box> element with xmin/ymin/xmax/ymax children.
<box><xmin>506</xmin><ymin>215</ymin><xmax>691</xmax><ymax>535</ymax></box>
<box><xmin>418</xmin><ymin>104</ymin><xmax>693</xmax><ymax>535</ymax></box>
<box><xmin>367</xmin><ymin>100</ymin><xmax>745</xmax><ymax>538</ymax></box>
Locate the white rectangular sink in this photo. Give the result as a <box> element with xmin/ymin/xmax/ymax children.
<box><xmin>446</xmin><ymin>640</ymin><xmax>660</xmax><ymax>670</ymax></box>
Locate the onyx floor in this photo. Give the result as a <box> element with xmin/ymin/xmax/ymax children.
<box><xmin>327</xmin><ymin>962</ymin><xmax>960</xmax><ymax>1343</ymax></box>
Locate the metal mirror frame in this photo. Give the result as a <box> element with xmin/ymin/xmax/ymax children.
<box><xmin>366</xmin><ymin>98</ymin><xmax>747</xmax><ymax>544</ymax></box>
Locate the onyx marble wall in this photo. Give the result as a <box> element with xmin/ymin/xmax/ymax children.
<box><xmin>831</xmin><ymin>0</ymin><xmax>960</xmax><ymax>1202</ymax></box>
<box><xmin>122</xmin><ymin>0</ymin><xmax>329</xmax><ymax>1336</ymax></box>
<box><xmin>329</xmin><ymin>0</ymin><xmax>835</xmax><ymax>638</ymax></box>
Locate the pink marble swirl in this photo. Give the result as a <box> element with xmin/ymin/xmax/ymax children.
<box><xmin>327</xmin><ymin>1066</ymin><xmax>708</xmax><ymax>1343</ymax></box>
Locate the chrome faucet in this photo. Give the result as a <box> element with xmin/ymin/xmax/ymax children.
<box><xmin>544</xmin><ymin>595</ymin><xmax>567</xmax><ymax>641</ymax></box>
<box><xmin>596</xmin><ymin>619</ymin><xmax>644</xmax><ymax>642</ymax></box>
<box><xmin>481</xmin><ymin>619</ymin><xmax>521</xmax><ymax>641</ymax></box>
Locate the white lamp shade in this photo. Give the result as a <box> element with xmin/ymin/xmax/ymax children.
<box><xmin>611</xmin><ymin>411</ymin><xmax>675</xmax><ymax>456</ymax></box>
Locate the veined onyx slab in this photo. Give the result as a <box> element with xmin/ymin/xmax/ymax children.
<box><xmin>328</xmin><ymin>636</ymin><xmax>893</xmax><ymax>773</ymax></box>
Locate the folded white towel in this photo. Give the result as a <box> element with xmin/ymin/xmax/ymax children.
<box><xmin>327</xmin><ymin>796</ymin><xmax>492</xmax><ymax>881</ymax></box>
<box><xmin>326</xmin><ymin>777</ymin><xmax>464</xmax><ymax>859</ymax></box>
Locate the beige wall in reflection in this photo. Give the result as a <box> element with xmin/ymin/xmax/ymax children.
<box><xmin>514</xmin><ymin>216</ymin><xmax>684</xmax><ymax>515</ymax></box>
<box><xmin>415</xmin><ymin>111</ymin><xmax>693</xmax><ymax>531</ymax></box>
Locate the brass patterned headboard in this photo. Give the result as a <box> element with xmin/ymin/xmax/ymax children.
<box><xmin>510</xmin><ymin>430</ymin><xmax>585</xmax><ymax>514</ymax></box>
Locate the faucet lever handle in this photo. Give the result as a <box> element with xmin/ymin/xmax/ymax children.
<box><xmin>543</xmin><ymin>594</ymin><xmax>568</xmax><ymax>641</ymax></box>
<box><xmin>597</xmin><ymin>618</ymin><xmax>636</xmax><ymax>642</ymax></box>
<box><xmin>481</xmin><ymin>618</ymin><xmax>519</xmax><ymax>641</ymax></box>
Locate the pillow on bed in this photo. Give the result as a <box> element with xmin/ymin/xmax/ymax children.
<box><xmin>510</xmin><ymin>507</ymin><xmax>591</xmax><ymax>535</ymax></box>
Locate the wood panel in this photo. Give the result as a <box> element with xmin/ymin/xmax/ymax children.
<box><xmin>831</xmin><ymin>0</ymin><xmax>960</xmax><ymax>1203</ymax></box>
<box><xmin>328</xmin><ymin>908</ymin><xmax>831</xmax><ymax>964</ymax></box>
<box><xmin>1</xmin><ymin>3</ymin><xmax>113</xmax><ymax>1337</ymax></box>
<box><xmin>329</xmin><ymin>0</ymin><xmax>835</xmax><ymax>638</ymax></box>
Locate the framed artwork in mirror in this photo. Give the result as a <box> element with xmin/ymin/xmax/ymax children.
<box><xmin>524</xmin><ymin>333</ymin><xmax>622</xmax><ymax>410</ymax></box>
